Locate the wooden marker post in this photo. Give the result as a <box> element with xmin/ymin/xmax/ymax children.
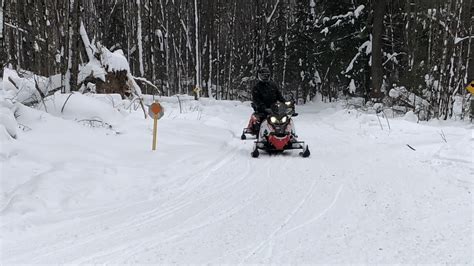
<box><xmin>149</xmin><ymin>102</ymin><xmax>163</xmax><ymax>151</ymax></box>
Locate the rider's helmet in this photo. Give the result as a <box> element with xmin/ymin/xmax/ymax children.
<box><xmin>257</xmin><ymin>67</ymin><xmax>271</xmax><ymax>81</ymax></box>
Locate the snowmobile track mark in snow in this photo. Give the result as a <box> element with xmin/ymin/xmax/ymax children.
<box><xmin>279</xmin><ymin>185</ymin><xmax>344</xmax><ymax>236</ymax></box>
<box><xmin>240</xmin><ymin>173</ymin><xmax>319</xmax><ymax>262</ymax></box>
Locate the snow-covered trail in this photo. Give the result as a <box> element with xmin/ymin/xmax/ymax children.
<box><xmin>1</xmin><ymin>98</ymin><xmax>472</xmax><ymax>263</ymax></box>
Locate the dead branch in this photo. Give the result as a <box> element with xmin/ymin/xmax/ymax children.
<box><xmin>34</xmin><ymin>76</ymin><xmax>46</xmax><ymax>99</ymax></box>
<box><xmin>133</xmin><ymin>76</ymin><xmax>162</xmax><ymax>95</ymax></box>
<box><xmin>138</xmin><ymin>97</ymin><xmax>147</xmax><ymax>119</ymax></box>
<box><xmin>34</xmin><ymin>76</ymin><xmax>48</xmax><ymax>112</ymax></box>
<box><xmin>439</xmin><ymin>130</ymin><xmax>447</xmax><ymax>143</ymax></box>
<box><xmin>375</xmin><ymin>112</ymin><xmax>384</xmax><ymax>130</ymax></box>
<box><xmin>381</xmin><ymin>110</ymin><xmax>391</xmax><ymax>131</ymax></box>
<box><xmin>7</xmin><ymin>77</ymin><xmax>19</xmax><ymax>90</ymax></box>
<box><xmin>61</xmin><ymin>93</ymin><xmax>74</xmax><ymax>113</ymax></box>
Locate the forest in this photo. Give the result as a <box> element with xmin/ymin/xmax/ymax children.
<box><xmin>1</xmin><ymin>0</ymin><xmax>473</xmax><ymax>120</ymax></box>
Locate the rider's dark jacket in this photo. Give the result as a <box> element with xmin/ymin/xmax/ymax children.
<box><xmin>251</xmin><ymin>81</ymin><xmax>286</xmax><ymax>115</ymax></box>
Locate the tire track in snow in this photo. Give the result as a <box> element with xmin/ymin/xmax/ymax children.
<box><xmin>18</xmin><ymin>145</ymin><xmax>256</xmax><ymax>264</ymax></box>
<box><xmin>103</xmin><ymin>158</ymin><xmax>255</xmax><ymax>262</ymax></box>
<box><xmin>76</xmin><ymin>161</ymin><xmax>257</xmax><ymax>264</ymax></box>
<box><xmin>238</xmin><ymin>156</ymin><xmax>345</xmax><ymax>264</ymax></box>
<box><xmin>278</xmin><ymin>184</ymin><xmax>344</xmax><ymax>236</ymax></box>
<box><xmin>240</xmin><ymin>167</ymin><xmax>319</xmax><ymax>263</ymax></box>
<box><xmin>4</xmin><ymin>143</ymin><xmax>241</xmax><ymax>263</ymax></box>
<box><xmin>98</xmin><ymin>156</ymin><xmax>263</xmax><ymax>263</ymax></box>
<box><xmin>110</xmin><ymin>193</ymin><xmax>259</xmax><ymax>264</ymax></box>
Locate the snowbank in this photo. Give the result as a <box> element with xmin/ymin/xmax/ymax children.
<box><xmin>37</xmin><ymin>92</ymin><xmax>125</xmax><ymax>126</ymax></box>
<box><xmin>0</xmin><ymin>77</ymin><xmax>19</xmax><ymax>141</ymax></box>
<box><xmin>3</xmin><ymin>68</ymin><xmax>61</xmax><ymax>105</ymax></box>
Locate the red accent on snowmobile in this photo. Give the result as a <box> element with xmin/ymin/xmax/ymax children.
<box><xmin>247</xmin><ymin>114</ymin><xmax>259</xmax><ymax>129</ymax></box>
<box><xmin>242</xmin><ymin>114</ymin><xmax>261</xmax><ymax>139</ymax></box>
<box><xmin>268</xmin><ymin>135</ymin><xmax>291</xmax><ymax>150</ymax></box>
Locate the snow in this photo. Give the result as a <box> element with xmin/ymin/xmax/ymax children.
<box><xmin>383</xmin><ymin>52</ymin><xmax>401</xmax><ymax>66</ymax></box>
<box><xmin>403</xmin><ymin>110</ymin><xmax>418</xmax><ymax>122</ymax></box>
<box><xmin>389</xmin><ymin>87</ymin><xmax>403</xmax><ymax>98</ymax></box>
<box><xmin>101</xmin><ymin>48</ymin><xmax>130</xmax><ymax>73</ymax></box>
<box><xmin>321</xmin><ymin>27</ymin><xmax>329</xmax><ymax>36</ymax></box>
<box><xmin>454</xmin><ymin>36</ymin><xmax>474</xmax><ymax>44</ymax></box>
<box><xmin>0</xmin><ymin>76</ymin><xmax>19</xmax><ymax>140</ymax></box>
<box><xmin>75</xmin><ymin>42</ymin><xmax>143</xmax><ymax>100</ymax></box>
<box><xmin>0</xmin><ymin>104</ymin><xmax>17</xmax><ymax>140</ymax></box>
<box><xmin>452</xmin><ymin>96</ymin><xmax>463</xmax><ymax>118</ymax></box>
<box><xmin>0</xmin><ymin>96</ymin><xmax>472</xmax><ymax>263</ymax></box>
<box><xmin>331</xmin><ymin>13</ymin><xmax>352</xmax><ymax>20</ymax></box>
<box><xmin>344</xmin><ymin>40</ymin><xmax>373</xmax><ymax>74</ymax></box>
<box><xmin>265</xmin><ymin>0</ymin><xmax>280</xmax><ymax>23</ymax></box>
<box><xmin>360</xmin><ymin>39</ymin><xmax>371</xmax><ymax>55</ymax></box>
<box><xmin>156</xmin><ymin>29</ymin><xmax>164</xmax><ymax>51</ymax></box>
<box><xmin>354</xmin><ymin>5</ymin><xmax>365</xmax><ymax>18</ymax></box>
<box><xmin>79</xmin><ymin>21</ymin><xmax>95</xmax><ymax>61</ymax></box>
<box><xmin>0</xmin><ymin>80</ymin><xmax>18</xmax><ymax>140</ymax></box>
<box><xmin>78</xmin><ymin>59</ymin><xmax>107</xmax><ymax>83</ymax></box>
<box><xmin>348</xmin><ymin>79</ymin><xmax>356</xmax><ymax>93</ymax></box>
<box><xmin>313</xmin><ymin>70</ymin><xmax>321</xmax><ymax>84</ymax></box>
<box><xmin>345</xmin><ymin>53</ymin><xmax>360</xmax><ymax>73</ymax></box>
<box><xmin>2</xmin><ymin>68</ymin><xmax>62</xmax><ymax>104</ymax></box>
<box><xmin>36</xmin><ymin>92</ymin><xmax>125</xmax><ymax>126</ymax></box>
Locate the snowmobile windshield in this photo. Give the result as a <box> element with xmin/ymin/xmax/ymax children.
<box><xmin>268</xmin><ymin>102</ymin><xmax>293</xmax><ymax>125</ymax></box>
<box><xmin>271</xmin><ymin>102</ymin><xmax>293</xmax><ymax>116</ymax></box>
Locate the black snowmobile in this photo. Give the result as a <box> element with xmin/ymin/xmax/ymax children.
<box><xmin>249</xmin><ymin>101</ymin><xmax>310</xmax><ymax>158</ymax></box>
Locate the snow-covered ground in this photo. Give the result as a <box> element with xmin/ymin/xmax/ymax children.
<box><xmin>1</xmin><ymin>94</ymin><xmax>472</xmax><ymax>263</ymax></box>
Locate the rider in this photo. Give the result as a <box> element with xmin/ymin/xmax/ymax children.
<box><xmin>252</xmin><ymin>67</ymin><xmax>286</xmax><ymax>121</ymax></box>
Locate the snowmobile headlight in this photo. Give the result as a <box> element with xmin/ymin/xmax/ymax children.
<box><xmin>270</xmin><ymin>116</ymin><xmax>278</xmax><ymax>124</ymax></box>
<box><xmin>285</xmin><ymin>101</ymin><xmax>292</xmax><ymax>106</ymax></box>
<box><xmin>281</xmin><ymin>116</ymin><xmax>288</xmax><ymax>123</ymax></box>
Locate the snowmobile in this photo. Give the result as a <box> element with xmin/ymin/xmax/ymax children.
<box><xmin>248</xmin><ymin>101</ymin><xmax>310</xmax><ymax>158</ymax></box>
<box><xmin>241</xmin><ymin>103</ymin><xmax>262</xmax><ymax>140</ymax></box>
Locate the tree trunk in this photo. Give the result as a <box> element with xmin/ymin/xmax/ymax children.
<box><xmin>465</xmin><ymin>0</ymin><xmax>473</xmax><ymax>84</ymax></box>
<box><xmin>0</xmin><ymin>0</ymin><xmax>5</xmax><ymax>69</ymax></box>
<box><xmin>69</xmin><ymin>0</ymin><xmax>81</xmax><ymax>92</ymax></box>
<box><xmin>437</xmin><ymin>0</ymin><xmax>452</xmax><ymax>119</ymax></box>
<box><xmin>0</xmin><ymin>0</ymin><xmax>3</xmax><ymax>39</ymax></box>
<box><xmin>137</xmin><ymin>0</ymin><xmax>144</xmax><ymax>76</ymax></box>
<box><xmin>370</xmin><ymin>0</ymin><xmax>386</xmax><ymax>100</ymax></box>
<box><xmin>194</xmin><ymin>0</ymin><xmax>201</xmax><ymax>98</ymax></box>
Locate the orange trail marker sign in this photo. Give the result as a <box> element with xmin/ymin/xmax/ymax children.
<box><xmin>149</xmin><ymin>102</ymin><xmax>162</xmax><ymax>151</ymax></box>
